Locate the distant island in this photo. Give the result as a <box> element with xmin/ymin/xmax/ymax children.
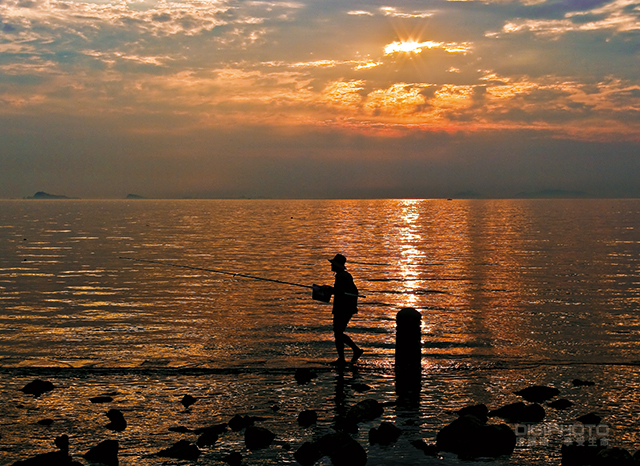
<box><xmin>25</xmin><ymin>191</ymin><xmax>73</xmax><ymax>199</ymax></box>
<box><xmin>126</xmin><ymin>194</ymin><xmax>146</xmax><ymax>199</ymax></box>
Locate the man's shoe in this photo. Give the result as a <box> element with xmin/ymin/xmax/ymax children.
<box><xmin>351</xmin><ymin>348</ymin><xmax>364</xmax><ymax>363</ymax></box>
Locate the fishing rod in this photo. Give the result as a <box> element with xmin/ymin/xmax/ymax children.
<box><xmin>119</xmin><ymin>256</ymin><xmax>364</xmax><ymax>301</ymax></box>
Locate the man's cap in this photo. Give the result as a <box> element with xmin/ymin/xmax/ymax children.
<box><xmin>328</xmin><ymin>254</ymin><xmax>347</xmax><ymax>266</ymax></box>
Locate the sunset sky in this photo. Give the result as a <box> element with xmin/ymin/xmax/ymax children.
<box><xmin>1</xmin><ymin>0</ymin><xmax>639</xmax><ymax>199</ymax></box>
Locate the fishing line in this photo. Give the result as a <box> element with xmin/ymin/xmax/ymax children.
<box><xmin>119</xmin><ymin>256</ymin><xmax>364</xmax><ymax>299</ymax></box>
<box><xmin>120</xmin><ymin>256</ymin><xmax>313</xmax><ymax>290</ymax></box>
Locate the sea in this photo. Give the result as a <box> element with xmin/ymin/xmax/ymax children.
<box><xmin>0</xmin><ymin>199</ymin><xmax>638</xmax><ymax>465</ymax></box>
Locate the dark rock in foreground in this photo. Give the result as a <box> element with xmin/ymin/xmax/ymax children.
<box><xmin>295</xmin><ymin>432</ymin><xmax>367</xmax><ymax>466</ymax></box>
<box><xmin>228</xmin><ymin>414</ymin><xmax>264</xmax><ymax>431</ymax></box>
<box><xmin>514</xmin><ymin>385</ymin><xmax>560</xmax><ymax>403</ymax></box>
<box><xmin>346</xmin><ymin>399</ymin><xmax>384</xmax><ymax>424</ymax></box>
<box><xmin>577</xmin><ymin>412</ymin><xmax>602</xmax><ymax>425</ymax></box>
<box><xmin>245</xmin><ymin>426</ymin><xmax>275</xmax><ymax>450</ymax></box>
<box><xmin>84</xmin><ymin>439</ymin><xmax>119</xmax><ymax>466</ymax></box>
<box><xmin>548</xmin><ymin>398</ymin><xmax>573</xmax><ymax>410</ymax></box>
<box><xmin>157</xmin><ymin>440</ymin><xmax>200</xmax><ymax>460</ymax></box>
<box><xmin>298</xmin><ymin>410</ymin><xmax>318</xmax><ymax>428</ymax></box>
<box><xmin>369</xmin><ymin>421</ymin><xmax>401</xmax><ymax>445</ymax></box>
<box><xmin>411</xmin><ymin>439</ymin><xmax>439</xmax><ymax>456</ymax></box>
<box><xmin>197</xmin><ymin>428</ymin><xmax>219</xmax><ymax>447</ymax></box>
<box><xmin>222</xmin><ymin>451</ymin><xmax>243</xmax><ymax>466</ymax></box>
<box><xmin>436</xmin><ymin>414</ymin><xmax>516</xmax><ymax>459</ymax></box>
<box><xmin>489</xmin><ymin>402</ymin><xmax>545</xmax><ymax>423</ymax></box>
<box><xmin>21</xmin><ymin>379</ymin><xmax>55</xmax><ymax>397</ymax></box>
<box><xmin>351</xmin><ymin>383</ymin><xmax>371</xmax><ymax>392</ymax></box>
<box><xmin>181</xmin><ymin>394</ymin><xmax>197</xmax><ymax>408</ymax></box>
<box><xmin>169</xmin><ymin>426</ymin><xmax>192</xmax><ymax>433</ymax></box>
<box><xmin>195</xmin><ymin>423</ymin><xmax>227</xmax><ymax>436</ymax></box>
<box><xmin>572</xmin><ymin>379</ymin><xmax>595</xmax><ymax>387</ymax></box>
<box><xmin>105</xmin><ymin>409</ymin><xmax>127</xmax><ymax>431</ymax></box>
<box><xmin>457</xmin><ymin>404</ymin><xmax>489</xmax><ymax>424</ymax></box>
<box><xmin>295</xmin><ymin>368</ymin><xmax>317</xmax><ymax>385</ymax></box>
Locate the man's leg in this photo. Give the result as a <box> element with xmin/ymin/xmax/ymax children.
<box><xmin>333</xmin><ymin>315</ymin><xmax>348</xmax><ymax>364</ymax></box>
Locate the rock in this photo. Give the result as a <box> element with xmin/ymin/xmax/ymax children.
<box><xmin>594</xmin><ymin>447</ymin><xmax>635</xmax><ymax>465</ymax></box>
<box><xmin>577</xmin><ymin>412</ymin><xmax>601</xmax><ymax>425</ymax></box>
<box><xmin>518</xmin><ymin>403</ymin><xmax>546</xmax><ymax>423</ymax></box>
<box><xmin>436</xmin><ymin>414</ymin><xmax>516</xmax><ymax>459</ymax></box>
<box><xmin>488</xmin><ymin>402</ymin><xmax>545</xmax><ymax>423</ymax></box>
<box><xmin>229</xmin><ymin>414</ymin><xmax>257</xmax><ymax>431</ymax></box>
<box><xmin>333</xmin><ymin>416</ymin><xmax>359</xmax><ymax>434</ymax></box>
<box><xmin>55</xmin><ymin>435</ymin><xmax>69</xmax><ymax>454</ymax></box>
<box><xmin>195</xmin><ymin>423</ymin><xmax>227</xmax><ymax>436</ymax></box>
<box><xmin>369</xmin><ymin>421</ymin><xmax>401</xmax><ymax>445</ymax></box>
<box><xmin>572</xmin><ymin>379</ymin><xmax>595</xmax><ymax>387</ymax></box>
<box><xmin>295</xmin><ymin>432</ymin><xmax>367</xmax><ymax>466</ymax></box>
<box><xmin>514</xmin><ymin>385</ymin><xmax>560</xmax><ymax>403</ymax></box>
<box><xmin>318</xmin><ymin>432</ymin><xmax>367</xmax><ymax>466</ymax></box>
<box><xmin>548</xmin><ymin>399</ymin><xmax>573</xmax><ymax>410</ymax></box>
<box><xmin>84</xmin><ymin>439</ymin><xmax>119</xmax><ymax>466</ymax></box>
<box><xmin>457</xmin><ymin>404</ymin><xmax>489</xmax><ymax>424</ymax></box>
<box><xmin>37</xmin><ymin>419</ymin><xmax>54</xmax><ymax>426</ymax></box>
<box><xmin>90</xmin><ymin>396</ymin><xmax>113</xmax><ymax>404</ymax></box>
<box><xmin>351</xmin><ymin>383</ymin><xmax>371</xmax><ymax>392</ymax></box>
<box><xmin>222</xmin><ymin>451</ymin><xmax>243</xmax><ymax>466</ymax></box>
<box><xmin>105</xmin><ymin>409</ymin><xmax>127</xmax><ymax>431</ymax></box>
<box><xmin>196</xmin><ymin>428</ymin><xmax>219</xmax><ymax>447</ymax></box>
<box><xmin>488</xmin><ymin>402</ymin><xmax>526</xmax><ymax>420</ymax></box>
<box><xmin>295</xmin><ymin>368</ymin><xmax>317</xmax><ymax>385</ymax></box>
<box><xmin>21</xmin><ymin>379</ymin><xmax>55</xmax><ymax>397</ymax></box>
<box><xmin>294</xmin><ymin>441</ymin><xmax>325</xmax><ymax>466</ymax></box>
<box><xmin>168</xmin><ymin>426</ymin><xmax>192</xmax><ymax>433</ymax></box>
<box><xmin>244</xmin><ymin>426</ymin><xmax>275</xmax><ymax>450</ymax></box>
<box><xmin>346</xmin><ymin>399</ymin><xmax>384</xmax><ymax>424</ymax></box>
<box><xmin>181</xmin><ymin>394</ymin><xmax>197</xmax><ymax>408</ymax></box>
<box><xmin>157</xmin><ymin>440</ymin><xmax>200</xmax><ymax>460</ymax></box>
<box><xmin>298</xmin><ymin>410</ymin><xmax>318</xmax><ymax>428</ymax></box>
<box><xmin>411</xmin><ymin>439</ymin><xmax>438</xmax><ymax>456</ymax></box>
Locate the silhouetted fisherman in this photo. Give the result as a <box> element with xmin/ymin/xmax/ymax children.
<box><xmin>326</xmin><ymin>254</ymin><xmax>363</xmax><ymax>366</ymax></box>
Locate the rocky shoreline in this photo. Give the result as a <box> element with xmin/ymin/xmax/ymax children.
<box><xmin>10</xmin><ymin>372</ymin><xmax>640</xmax><ymax>466</ymax></box>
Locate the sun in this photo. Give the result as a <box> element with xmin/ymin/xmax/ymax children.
<box><xmin>384</xmin><ymin>40</ymin><xmax>441</xmax><ymax>55</ymax></box>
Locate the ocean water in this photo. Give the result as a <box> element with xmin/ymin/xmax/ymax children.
<box><xmin>0</xmin><ymin>199</ymin><xmax>639</xmax><ymax>465</ymax></box>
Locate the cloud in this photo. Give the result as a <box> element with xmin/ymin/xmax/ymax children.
<box><xmin>495</xmin><ymin>0</ymin><xmax>640</xmax><ymax>35</ymax></box>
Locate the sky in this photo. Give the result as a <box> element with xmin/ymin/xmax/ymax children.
<box><xmin>1</xmin><ymin>0</ymin><xmax>639</xmax><ymax>199</ymax></box>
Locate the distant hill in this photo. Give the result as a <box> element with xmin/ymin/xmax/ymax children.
<box><xmin>26</xmin><ymin>191</ymin><xmax>72</xmax><ymax>199</ymax></box>
<box><xmin>514</xmin><ymin>189</ymin><xmax>589</xmax><ymax>199</ymax></box>
<box><xmin>126</xmin><ymin>194</ymin><xmax>146</xmax><ymax>199</ymax></box>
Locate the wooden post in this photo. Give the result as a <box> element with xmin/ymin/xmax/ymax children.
<box><xmin>395</xmin><ymin>307</ymin><xmax>422</xmax><ymax>400</ymax></box>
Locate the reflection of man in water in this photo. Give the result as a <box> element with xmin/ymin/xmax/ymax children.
<box><xmin>328</xmin><ymin>254</ymin><xmax>363</xmax><ymax>366</ymax></box>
